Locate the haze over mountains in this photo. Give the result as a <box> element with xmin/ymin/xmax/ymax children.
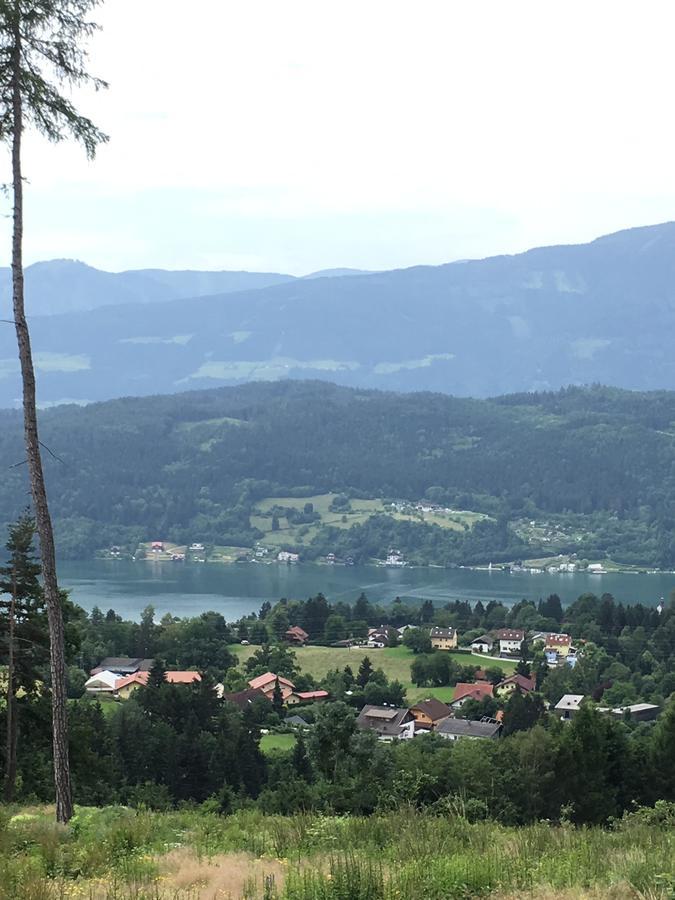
<box><xmin>1</xmin><ymin>222</ymin><xmax>675</xmax><ymax>406</ymax></box>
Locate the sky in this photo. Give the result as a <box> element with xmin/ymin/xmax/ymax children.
<box><xmin>2</xmin><ymin>0</ymin><xmax>675</xmax><ymax>275</ymax></box>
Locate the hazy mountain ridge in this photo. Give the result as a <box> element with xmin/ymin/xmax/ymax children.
<box><xmin>0</xmin><ymin>259</ymin><xmax>295</xmax><ymax>316</ymax></box>
<box><xmin>1</xmin><ymin>222</ymin><xmax>675</xmax><ymax>406</ymax></box>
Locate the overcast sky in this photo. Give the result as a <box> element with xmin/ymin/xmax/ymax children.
<box><xmin>2</xmin><ymin>0</ymin><xmax>675</xmax><ymax>275</ymax></box>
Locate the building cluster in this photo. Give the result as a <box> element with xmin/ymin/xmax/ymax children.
<box><xmin>356</xmin><ymin>671</ymin><xmax>540</xmax><ymax>743</ymax></box>
<box><xmin>553</xmin><ymin>694</ymin><xmax>660</xmax><ymax>722</ymax></box>
<box><xmin>84</xmin><ymin>657</ymin><xmax>201</xmax><ymax>699</ymax></box>
<box><xmin>469</xmin><ymin>628</ymin><xmax>578</xmax><ymax>666</ymax></box>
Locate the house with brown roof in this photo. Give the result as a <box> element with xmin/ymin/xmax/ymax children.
<box><xmin>449</xmin><ymin>681</ymin><xmax>494</xmax><ymax>709</ymax></box>
<box><xmin>409</xmin><ymin>698</ymin><xmax>452</xmax><ymax>730</ymax></box>
<box><xmin>247</xmin><ymin>672</ymin><xmax>296</xmax><ymax>700</ymax></box>
<box><xmin>356</xmin><ymin>705</ymin><xmax>415</xmax><ymax>741</ymax></box>
<box><xmin>284</xmin><ymin>625</ymin><xmax>309</xmax><ymax>645</ymax></box>
<box><xmin>495</xmin><ymin>629</ymin><xmax>525</xmax><ymax>655</ymax></box>
<box><xmin>429</xmin><ymin>627</ymin><xmax>458</xmax><ymax>650</ymax></box>
<box><xmin>494</xmin><ymin>673</ymin><xmax>536</xmax><ymax>698</ymax></box>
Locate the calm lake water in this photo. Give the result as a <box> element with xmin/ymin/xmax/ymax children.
<box><xmin>57</xmin><ymin>560</ymin><xmax>673</xmax><ymax>621</ymax></box>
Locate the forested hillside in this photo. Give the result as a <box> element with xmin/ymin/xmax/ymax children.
<box><xmin>1</xmin><ymin>380</ymin><xmax>675</xmax><ymax>565</ymax></box>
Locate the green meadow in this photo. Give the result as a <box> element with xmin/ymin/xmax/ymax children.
<box><xmin>235</xmin><ymin>644</ymin><xmax>518</xmax><ymax>704</ymax></box>
<box><xmin>0</xmin><ymin>804</ymin><xmax>672</xmax><ymax>899</ymax></box>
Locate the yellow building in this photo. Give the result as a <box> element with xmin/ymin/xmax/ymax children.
<box><xmin>430</xmin><ymin>626</ymin><xmax>458</xmax><ymax>650</ymax></box>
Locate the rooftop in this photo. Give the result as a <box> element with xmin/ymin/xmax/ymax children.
<box><xmin>248</xmin><ymin>672</ymin><xmax>296</xmax><ymax>691</ymax></box>
<box><xmin>437</xmin><ymin>717</ymin><xmax>501</xmax><ymax>738</ymax></box>
<box><xmin>410</xmin><ymin>698</ymin><xmax>452</xmax><ymax>721</ymax></box>
<box><xmin>554</xmin><ymin>694</ymin><xmax>585</xmax><ymax>710</ymax></box>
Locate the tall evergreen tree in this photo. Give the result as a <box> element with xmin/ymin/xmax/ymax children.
<box><xmin>272</xmin><ymin>676</ymin><xmax>284</xmax><ymax>715</ymax></box>
<box><xmin>357</xmin><ymin>656</ymin><xmax>374</xmax><ymax>688</ymax></box>
<box><xmin>0</xmin><ymin>514</ymin><xmax>46</xmax><ymax>801</ymax></box>
<box><xmin>0</xmin><ymin>0</ymin><xmax>107</xmax><ymax>823</ymax></box>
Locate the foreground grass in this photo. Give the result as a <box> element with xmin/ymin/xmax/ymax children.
<box><xmin>1</xmin><ymin>804</ymin><xmax>673</xmax><ymax>899</ymax></box>
<box><xmin>235</xmin><ymin>644</ymin><xmax>515</xmax><ymax>704</ymax></box>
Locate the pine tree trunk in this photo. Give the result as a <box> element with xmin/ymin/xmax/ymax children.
<box><xmin>10</xmin><ymin>23</ymin><xmax>73</xmax><ymax>824</ymax></box>
<box><xmin>3</xmin><ymin>585</ymin><xmax>17</xmax><ymax>802</ymax></box>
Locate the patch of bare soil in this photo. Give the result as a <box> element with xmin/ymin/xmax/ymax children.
<box><xmin>158</xmin><ymin>849</ymin><xmax>287</xmax><ymax>899</ymax></box>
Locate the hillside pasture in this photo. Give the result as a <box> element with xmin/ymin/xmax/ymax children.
<box><xmin>233</xmin><ymin>644</ymin><xmax>516</xmax><ymax>704</ymax></box>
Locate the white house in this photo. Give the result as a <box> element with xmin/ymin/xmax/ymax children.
<box><xmin>277</xmin><ymin>551</ymin><xmax>299</xmax><ymax>563</ymax></box>
<box><xmin>495</xmin><ymin>629</ymin><xmax>524</xmax><ymax>655</ymax></box>
<box><xmin>470</xmin><ymin>634</ymin><xmax>493</xmax><ymax>654</ymax></box>
<box><xmin>84</xmin><ymin>670</ymin><xmax>119</xmax><ymax>695</ymax></box>
<box><xmin>554</xmin><ymin>694</ymin><xmax>585</xmax><ymax>720</ymax></box>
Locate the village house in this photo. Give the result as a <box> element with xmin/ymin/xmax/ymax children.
<box><xmin>287</xmin><ymin>689</ymin><xmax>329</xmax><ymax>704</ymax></box>
<box><xmin>554</xmin><ymin>694</ymin><xmax>585</xmax><ymax>720</ymax></box>
<box><xmin>221</xmin><ymin>687</ymin><xmax>270</xmax><ymax>710</ymax></box>
<box><xmin>277</xmin><ymin>551</ymin><xmax>300</xmax><ymax>563</ymax></box>
<box><xmin>284</xmin><ymin>625</ymin><xmax>309</xmax><ymax>645</ymax></box>
<box><xmin>449</xmin><ymin>681</ymin><xmax>494</xmax><ymax>709</ymax></box>
<box><xmin>470</xmin><ymin>634</ymin><xmax>493</xmax><ymax>655</ymax></box>
<box><xmin>90</xmin><ymin>657</ymin><xmax>154</xmax><ymax>676</ymax></box>
<box><xmin>356</xmin><ymin>705</ymin><xmax>415</xmax><ymax>741</ymax></box>
<box><xmin>286</xmin><ymin>714</ymin><xmax>310</xmax><ymax>729</ymax></box>
<box><xmin>436</xmin><ymin>717</ymin><xmax>502</xmax><ymax>741</ymax></box>
<box><xmin>494</xmin><ymin>673</ymin><xmax>536</xmax><ymax>698</ymax></box>
<box><xmin>429</xmin><ymin>626</ymin><xmax>458</xmax><ymax>650</ymax></box>
<box><xmin>84</xmin><ymin>670</ymin><xmax>120</xmax><ymax>695</ymax></box>
<box><xmin>115</xmin><ymin>670</ymin><xmax>201</xmax><ymax>700</ymax></box>
<box><xmin>600</xmin><ymin>702</ymin><xmax>661</xmax><ymax>722</ymax></box>
<box><xmin>408</xmin><ymin>698</ymin><xmax>452</xmax><ymax>730</ymax></box>
<box><xmin>531</xmin><ymin>632</ymin><xmax>572</xmax><ymax>657</ymax></box>
<box><xmin>495</xmin><ymin>629</ymin><xmax>525</xmax><ymax>656</ymax></box>
<box><xmin>247</xmin><ymin>671</ymin><xmax>296</xmax><ymax>700</ymax></box>
<box><xmin>367</xmin><ymin>626</ymin><xmax>395</xmax><ymax>648</ymax></box>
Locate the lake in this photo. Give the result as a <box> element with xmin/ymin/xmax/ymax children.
<box><xmin>57</xmin><ymin>559</ymin><xmax>674</xmax><ymax>621</ymax></box>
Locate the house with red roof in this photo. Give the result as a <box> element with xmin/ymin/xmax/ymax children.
<box><xmin>247</xmin><ymin>672</ymin><xmax>296</xmax><ymax>700</ymax></box>
<box><xmin>288</xmin><ymin>689</ymin><xmax>329</xmax><ymax>704</ymax></box>
<box><xmin>449</xmin><ymin>681</ymin><xmax>494</xmax><ymax>709</ymax></box>
<box><xmin>284</xmin><ymin>625</ymin><xmax>309</xmax><ymax>645</ymax></box>
<box><xmin>531</xmin><ymin>631</ymin><xmax>573</xmax><ymax>658</ymax></box>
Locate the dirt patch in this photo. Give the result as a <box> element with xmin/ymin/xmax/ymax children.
<box><xmin>158</xmin><ymin>849</ymin><xmax>287</xmax><ymax>899</ymax></box>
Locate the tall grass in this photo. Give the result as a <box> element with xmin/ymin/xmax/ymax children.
<box><xmin>0</xmin><ymin>804</ymin><xmax>672</xmax><ymax>899</ymax></box>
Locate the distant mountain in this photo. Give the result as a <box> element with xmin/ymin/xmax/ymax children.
<box><xmin>302</xmin><ymin>268</ymin><xmax>374</xmax><ymax>279</ymax></box>
<box><xmin>0</xmin><ymin>260</ymin><xmax>294</xmax><ymax>316</ymax></box>
<box><xmin>2</xmin><ymin>222</ymin><xmax>675</xmax><ymax>406</ymax></box>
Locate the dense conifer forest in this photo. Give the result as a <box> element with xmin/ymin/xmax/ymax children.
<box><xmin>1</xmin><ymin>380</ymin><xmax>675</xmax><ymax>566</ymax></box>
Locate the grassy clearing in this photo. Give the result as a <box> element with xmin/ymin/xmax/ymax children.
<box><xmin>0</xmin><ymin>805</ymin><xmax>672</xmax><ymax>899</ymax></box>
<box><xmin>234</xmin><ymin>644</ymin><xmax>515</xmax><ymax>704</ymax></box>
<box><xmin>252</xmin><ymin>494</ymin><xmax>385</xmax><ymax>548</ymax></box>
<box><xmin>260</xmin><ymin>733</ymin><xmax>297</xmax><ymax>754</ymax></box>
<box><xmin>252</xmin><ymin>494</ymin><xmax>489</xmax><ymax>550</ymax></box>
